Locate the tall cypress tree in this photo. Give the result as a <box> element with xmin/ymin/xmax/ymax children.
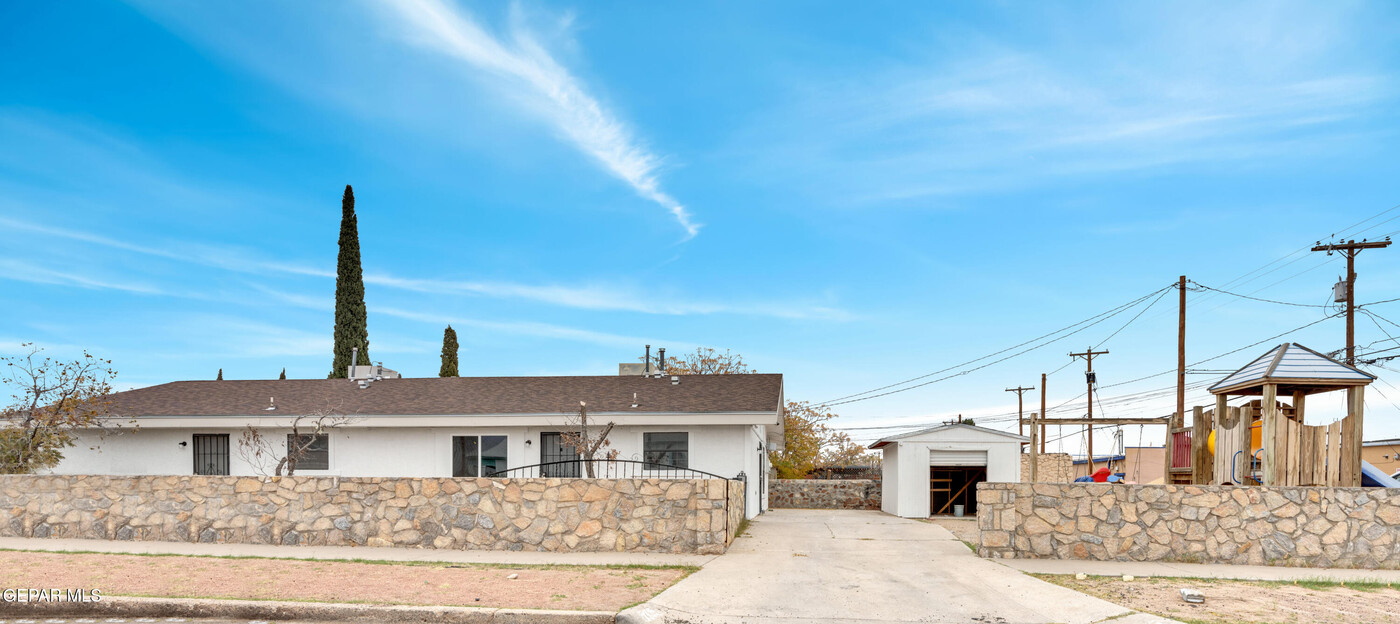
<box><xmin>329</xmin><ymin>184</ymin><xmax>370</xmax><ymax>378</ymax></box>
<box><xmin>216</xmin><ymin>368</ymin><xmax>223</xmax><ymax>381</ymax></box>
<box><xmin>439</xmin><ymin>325</ymin><xmax>459</xmax><ymax>377</ymax></box>
<box><xmin>279</xmin><ymin>368</ymin><xmax>287</xmax><ymax>380</ymax></box>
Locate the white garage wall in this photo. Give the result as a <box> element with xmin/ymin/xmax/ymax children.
<box><xmin>880</xmin><ymin>444</ymin><xmax>900</xmax><ymax>516</ymax></box>
<box><xmin>876</xmin><ymin>425</ymin><xmax>1025</xmax><ymax>518</ymax></box>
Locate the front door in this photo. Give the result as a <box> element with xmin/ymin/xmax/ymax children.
<box><xmin>539</xmin><ymin>432</ymin><xmax>580</xmax><ymax>477</ymax></box>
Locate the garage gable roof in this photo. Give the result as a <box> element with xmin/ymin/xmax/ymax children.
<box><xmin>869</xmin><ymin>423</ymin><xmax>1028</xmax><ymax>449</ymax></box>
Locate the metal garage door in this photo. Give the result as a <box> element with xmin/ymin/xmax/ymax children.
<box><xmin>929</xmin><ymin>450</ymin><xmax>988</xmax><ymax>466</ymax></box>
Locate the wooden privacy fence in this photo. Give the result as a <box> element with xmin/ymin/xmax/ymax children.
<box><xmin>1211</xmin><ymin>406</ymin><xmax>1252</xmax><ymax>485</ymax></box>
<box><xmin>1201</xmin><ymin>405</ymin><xmax>1359</xmax><ymax>487</ymax></box>
<box><xmin>1269</xmin><ymin>411</ymin><xmax>1357</xmax><ymax>487</ymax></box>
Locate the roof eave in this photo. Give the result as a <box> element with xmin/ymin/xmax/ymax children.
<box><xmin>1210</xmin><ymin>377</ymin><xmax>1373</xmax><ymax>396</ymax></box>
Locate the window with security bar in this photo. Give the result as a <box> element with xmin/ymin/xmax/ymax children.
<box><xmin>192</xmin><ymin>434</ymin><xmax>230</xmax><ymax>476</ymax></box>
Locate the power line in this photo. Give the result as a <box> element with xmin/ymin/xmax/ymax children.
<box><xmin>835</xmin><ymin>313</ymin><xmax>1342</xmax><ymax>437</ymax></box>
<box><xmin>1151</xmin><ymin>203</ymin><xmax>1400</xmax><ymax>319</ymax></box>
<box><xmin>820</xmin><ymin>284</ymin><xmax>1174</xmax><ymax>406</ymax></box>
<box><xmin>1188</xmin><ymin>281</ymin><xmax>1328</xmax><ymax>308</ymax></box>
<box><xmin>1096</xmin><ymin>311</ymin><xmax>1343</xmax><ymax>390</ymax></box>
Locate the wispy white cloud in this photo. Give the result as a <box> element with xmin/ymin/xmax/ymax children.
<box><xmin>375</xmin><ymin>0</ymin><xmax>699</xmax><ymax>239</ymax></box>
<box><xmin>0</xmin><ymin>216</ymin><xmax>334</xmax><ymax>279</ymax></box>
<box><xmin>362</xmin><ymin>272</ymin><xmax>851</xmax><ymax>320</ymax></box>
<box><xmin>0</xmin><ymin>258</ymin><xmax>165</xmax><ymax>295</ymax></box>
<box><xmin>3</xmin><ymin>215</ymin><xmax>846</xmax><ymax>320</ymax></box>
<box><xmin>736</xmin><ymin>8</ymin><xmax>1393</xmax><ymax>205</ymax></box>
<box><xmin>374</xmin><ymin>306</ymin><xmax>689</xmax><ymax>351</ymax></box>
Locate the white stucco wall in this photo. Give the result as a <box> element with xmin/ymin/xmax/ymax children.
<box><xmin>51</xmin><ymin>424</ymin><xmax>769</xmax><ymax>518</ymax></box>
<box><xmin>876</xmin><ymin>425</ymin><xmax>1025</xmax><ymax>518</ymax></box>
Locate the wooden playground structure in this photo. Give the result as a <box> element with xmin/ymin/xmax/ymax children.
<box><xmin>1028</xmin><ymin>343</ymin><xmax>1375</xmax><ymax>487</ymax></box>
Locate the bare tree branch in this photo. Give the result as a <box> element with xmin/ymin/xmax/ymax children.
<box><xmin>1</xmin><ymin>343</ymin><xmax>127</xmax><ymax>474</ymax></box>
<box><xmin>558</xmin><ymin>402</ymin><xmax>618</xmax><ymax>478</ymax></box>
<box><xmin>235</xmin><ymin>403</ymin><xmax>356</xmax><ymax>476</ymax></box>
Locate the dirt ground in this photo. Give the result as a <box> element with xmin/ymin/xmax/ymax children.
<box><xmin>1040</xmin><ymin>574</ymin><xmax>1400</xmax><ymax>624</ymax></box>
<box><xmin>0</xmin><ymin>550</ymin><xmax>692</xmax><ymax>612</ymax></box>
<box><xmin>925</xmin><ymin>516</ymin><xmax>979</xmax><ymax>546</ymax></box>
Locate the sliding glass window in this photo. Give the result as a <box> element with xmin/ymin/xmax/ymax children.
<box><xmin>452</xmin><ymin>435</ymin><xmax>508</xmax><ymax>477</ymax></box>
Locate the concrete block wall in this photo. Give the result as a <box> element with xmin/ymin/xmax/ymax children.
<box><xmin>0</xmin><ymin>475</ymin><xmax>744</xmax><ymax>555</ymax></box>
<box><xmin>977</xmin><ymin>482</ymin><xmax>1400</xmax><ymax>568</ymax></box>
<box><xmin>769</xmin><ymin>479</ymin><xmax>880</xmax><ymax>510</ymax></box>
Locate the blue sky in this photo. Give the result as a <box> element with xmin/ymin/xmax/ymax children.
<box><xmin>4</xmin><ymin>1</ymin><xmax>1400</xmax><ymax>450</ymax></box>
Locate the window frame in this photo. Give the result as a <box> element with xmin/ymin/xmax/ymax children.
<box><xmin>192</xmin><ymin>433</ymin><xmax>230</xmax><ymax>476</ymax></box>
<box><xmin>451</xmin><ymin>434</ymin><xmax>509</xmax><ymax>477</ymax></box>
<box><xmin>642</xmin><ymin>431</ymin><xmax>689</xmax><ymax>470</ymax></box>
<box><xmin>286</xmin><ymin>433</ymin><xmax>330</xmax><ymax>471</ymax></box>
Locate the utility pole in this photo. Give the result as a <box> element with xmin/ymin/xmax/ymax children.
<box><xmin>1069</xmin><ymin>347</ymin><xmax>1109</xmax><ymax>473</ymax></box>
<box><xmin>1311</xmin><ymin>239</ymin><xmax>1391</xmax><ymax>365</ymax></box>
<box><xmin>1176</xmin><ymin>276</ymin><xmax>1186</xmax><ymax>430</ymax></box>
<box><xmin>1040</xmin><ymin>373</ymin><xmax>1047</xmax><ymax>454</ymax></box>
<box><xmin>1006</xmin><ymin>385</ymin><xmax>1035</xmax><ymax>443</ymax></box>
<box><xmin>1169</xmin><ymin>275</ymin><xmax>1186</xmax><ymax>482</ymax></box>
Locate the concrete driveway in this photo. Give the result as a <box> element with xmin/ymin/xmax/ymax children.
<box><xmin>625</xmin><ymin>509</ymin><xmax>1174</xmax><ymax>624</ymax></box>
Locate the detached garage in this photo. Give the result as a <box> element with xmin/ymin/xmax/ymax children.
<box><xmin>870</xmin><ymin>423</ymin><xmax>1027</xmax><ymax>518</ymax></box>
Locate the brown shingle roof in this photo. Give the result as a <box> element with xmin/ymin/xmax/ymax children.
<box><xmin>109</xmin><ymin>374</ymin><xmax>784</xmax><ymax>417</ymax></box>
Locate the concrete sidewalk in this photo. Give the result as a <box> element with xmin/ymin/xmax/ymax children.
<box><xmin>996</xmin><ymin>557</ymin><xmax>1400</xmax><ymax>582</ymax></box>
<box><xmin>0</xmin><ymin>536</ymin><xmax>714</xmax><ymax>567</ymax></box>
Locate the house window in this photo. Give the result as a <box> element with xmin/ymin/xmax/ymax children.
<box><xmin>540</xmin><ymin>432</ymin><xmax>580</xmax><ymax>477</ymax></box>
<box><xmin>453</xmin><ymin>435</ymin><xmax>508</xmax><ymax>477</ymax></box>
<box><xmin>644</xmin><ymin>432</ymin><xmax>688</xmax><ymax>469</ymax></box>
<box><xmin>286</xmin><ymin>434</ymin><xmax>330</xmax><ymax>471</ymax></box>
<box><xmin>192</xmin><ymin>434</ymin><xmax>229</xmax><ymax>476</ymax></box>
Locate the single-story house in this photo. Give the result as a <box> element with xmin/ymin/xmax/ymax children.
<box><xmin>50</xmin><ymin>366</ymin><xmax>784</xmax><ymax>518</ymax></box>
<box><xmin>870</xmin><ymin>423</ymin><xmax>1026</xmax><ymax>518</ymax></box>
<box><xmin>1363</xmin><ymin>438</ymin><xmax>1400</xmax><ymax>478</ymax></box>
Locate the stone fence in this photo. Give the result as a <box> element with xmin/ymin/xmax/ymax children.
<box><xmin>769</xmin><ymin>479</ymin><xmax>880</xmax><ymax>510</ymax></box>
<box><xmin>977</xmin><ymin>482</ymin><xmax>1400</xmax><ymax>568</ymax></box>
<box><xmin>0</xmin><ymin>475</ymin><xmax>744</xmax><ymax>554</ymax></box>
<box><xmin>1020</xmin><ymin>453</ymin><xmax>1074</xmax><ymax>483</ymax></box>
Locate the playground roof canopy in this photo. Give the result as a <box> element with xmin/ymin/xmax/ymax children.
<box><xmin>1209</xmin><ymin>342</ymin><xmax>1374</xmax><ymax>396</ymax></box>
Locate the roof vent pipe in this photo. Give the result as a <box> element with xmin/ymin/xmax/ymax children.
<box><xmin>657</xmin><ymin>348</ymin><xmax>666</xmax><ymax>375</ymax></box>
<box><xmin>644</xmin><ymin>345</ymin><xmax>651</xmax><ymax>375</ymax></box>
<box><xmin>349</xmin><ymin>347</ymin><xmax>359</xmax><ymax>380</ymax></box>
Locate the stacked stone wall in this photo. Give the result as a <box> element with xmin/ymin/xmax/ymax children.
<box><xmin>769</xmin><ymin>479</ymin><xmax>880</xmax><ymax>510</ymax></box>
<box><xmin>726</xmin><ymin>480</ymin><xmax>745</xmax><ymax>538</ymax></box>
<box><xmin>1020</xmin><ymin>453</ymin><xmax>1074</xmax><ymax>483</ymax></box>
<box><xmin>977</xmin><ymin>482</ymin><xmax>1400</xmax><ymax>568</ymax></box>
<box><xmin>0</xmin><ymin>475</ymin><xmax>743</xmax><ymax>555</ymax></box>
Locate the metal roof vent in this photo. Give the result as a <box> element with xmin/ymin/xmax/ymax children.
<box><xmin>671</xmin><ymin>376</ymin><xmax>679</xmax><ymax>385</ymax></box>
<box><xmin>357</xmin><ymin>379</ymin><xmax>369</xmax><ymax>389</ymax></box>
<box><xmin>264</xmin><ymin>397</ymin><xmax>276</xmax><ymax>411</ymax></box>
<box><xmin>631</xmin><ymin>392</ymin><xmax>638</xmax><ymax>408</ymax></box>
